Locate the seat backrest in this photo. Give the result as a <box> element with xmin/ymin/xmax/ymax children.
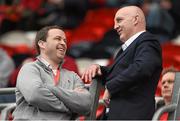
<box><xmin>152</xmin><ymin>72</ymin><xmax>180</xmax><ymax>120</ymax></box>
<box><xmin>85</xmin><ymin>77</ymin><xmax>103</xmax><ymax>120</ymax></box>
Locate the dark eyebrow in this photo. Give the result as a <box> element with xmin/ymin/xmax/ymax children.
<box><xmin>116</xmin><ymin>17</ymin><xmax>122</xmax><ymax>22</ymax></box>
<box><xmin>54</xmin><ymin>36</ymin><xmax>67</xmax><ymax>42</ymax></box>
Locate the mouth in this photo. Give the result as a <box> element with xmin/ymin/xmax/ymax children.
<box><xmin>163</xmin><ymin>90</ymin><xmax>172</xmax><ymax>93</ymax></box>
<box><xmin>57</xmin><ymin>46</ymin><xmax>66</xmax><ymax>54</ymax></box>
<box><xmin>117</xmin><ymin>29</ymin><xmax>122</xmax><ymax>35</ymax></box>
<box><xmin>58</xmin><ymin>48</ymin><xmax>65</xmax><ymax>51</ymax></box>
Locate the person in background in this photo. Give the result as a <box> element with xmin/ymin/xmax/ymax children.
<box><xmin>161</xmin><ymin>66</ymin><xmax>177</xmax><ymax>105</ymax></box>
<box><xmin>0</xmin><ymin>48</ymin><xmax>15</xmax><ymax>103</ymax></box>
<box><xmin>0</xmin><ymin>48</ymin><xmax>15</xmax><ymax>88</ymax></box>
<box><xmin>160</xmin><ymin>66</ymin><xmax>178</xmax><ymax>120</ymax></box>
<box><xmin>82</xmin><ymin>5</ymin><xmax>162</xmax><ymax>120</ymax></box>
<box><xmin>12</xmin><ymin>25</ymin><xmax>91</xmax><ymax>120</ymax></box>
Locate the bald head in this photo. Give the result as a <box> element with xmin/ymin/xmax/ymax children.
<box><xmin>114</xmin><ymin>6</ymin><xmax>146</xmax><ymax>42</ymax></box>
<box><xmin>116</xmin><ymin>6</ymin><xmax>146</xmax><ymax>28</ymax></box>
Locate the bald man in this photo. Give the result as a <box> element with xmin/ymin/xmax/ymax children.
<box><xmin>82</xmin><ymin>6</ymin><xmax>162</xmax><ymax>120</ymax></box>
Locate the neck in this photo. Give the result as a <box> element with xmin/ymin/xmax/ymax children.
<box><xmin>164</xmin><ymin>98</ymin><xmax>171</xmax><ymax>105</ymax></box>
<box><xmin>134</xmin><ymin>23</ymin><xmax>146</xmax><ymax>34</ymax></box>
<box><xmin>40</xmin><ymin>54</ymin><xmax>60</xmax><ymax>70</ymax></box>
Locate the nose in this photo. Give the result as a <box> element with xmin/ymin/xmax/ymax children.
<box><xmin>61</xmin><ymin>40</ymin><xmax>66</xmax><ymax>45</ymax></box>
<box><xmin>114</xmin><ymin>21</ymin><xmax>119</xmax><ymax>30</ymax></box>
<box><xmin>61</xmin><ymin>41</ymin><xmax>67</xmax><ymax>48</ymax></box>
<box><xmin>114</xmin><ymin>22</ymin><xmax>118</xmax><ymax>30</ymax></box>
<box><xmin>163</xmin><ymin>82</ymin><xmax>169</xmax><ymax>88</ymax></box>
<box><xmin>59</xmin><ymin>39</ymin><xmax>67</xmax><ymax>48</ymax></box>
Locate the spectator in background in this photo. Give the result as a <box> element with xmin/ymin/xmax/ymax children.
<box><xmin>38</xmin><ymin>0</ymin><xmax>88</xmax><ymax>29</ymax></box>
<box><xmin>0</xmin><ymin>48</ymin><xmax>15</xmax><ymax>103</ymax></box>
<box><xmin>140</xmin><ymin>0</ymin><xmax>175</xmax><ymax>43</ymax></box>
<box><xmin>159</xmin><ymin>66</ymin><xmax>178</xmax><ymax>120</ymax></box>
<box><xmin>160</xmin><ymin>0</ymin><xmax>180</xmax><ymax>38</ymax></box>
<box><xmin>82</xmin><ymin>6</ymin><xmax>162</xmax><ymax>120</ymax></box>
<box><xmin>12</xmin><ymin>25</ymin><xmax>91</xmax><ymax>120</ymax></box>
<box><xmin>161</xmin><ymin>66</ymin><xmax>177</xmax><ymax>105</ymax></box>
<box><xmin>0</xmin><ymin>0</ymin><xmax>43</xmax><ymax>34</ymax></box>
<box><xmin>0</xmin><ymin>48</ymin><xmax>15</xmax><ymax>87</ymax></box>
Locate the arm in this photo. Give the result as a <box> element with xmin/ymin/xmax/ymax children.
<box><xmin>16</xmin><ymin>63</ymin><xmax>70</xmax><ymax>113</ymax></box>
<box><xmin>46</xmin><ymin>72</ymin><xmax>91</xmax><ymax>115</ymax></box>
<box><xmin>100</xmin><ymin>66</ymin><xmax>110</xmax><ymax>76</ymax></box>
<box><xmin>100</xmin><ymin>66</ymin><xmax>111</xmax><ymax>84</ymax></box>
<box><xmin>106</xmin><ymin>40</ymin><xmax>162</xmax><ymax>95</ymax></box>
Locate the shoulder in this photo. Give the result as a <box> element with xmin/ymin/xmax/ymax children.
<box><xmin>138</xmin><ymin>31</ymin><xmax>159</xmax><ymax>42</ymax></box>
<box><xmin>135</xmin><ymin>32</ymin><xmax>160</xmax><ymax>48</ymax></box>
<box><xmin>20</xmin><ymin>61</ymin><xmax>40</xmax><ymax>72</ymax></box>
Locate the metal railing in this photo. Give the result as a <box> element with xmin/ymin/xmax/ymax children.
<box><xmin>0</xmin><ymin>77</ymin><xmax>104</xmax><ymax>120</ymax></box>
<box><xmin>0</xmin><ymin>88</ymin><xmax>15</xmax><ymax>95</ymax></box>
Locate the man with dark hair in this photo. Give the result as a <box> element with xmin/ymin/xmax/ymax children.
<box><xmin>12</xmin><ymin>25</ymin><xmax>91</xmax><ymax>120</ymax></box>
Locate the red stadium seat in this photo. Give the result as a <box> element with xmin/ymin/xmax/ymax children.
<box><xmin>64</xmin><ymin>30</ymin><xmax>73</xmax><ymax>48</ymax></box>
<box><xmin>0</xmin><ymin>45</ymin><xmax>15</xmax><ymax>57</ymax></box>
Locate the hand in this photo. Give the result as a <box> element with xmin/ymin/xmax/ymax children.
<box><xmin>103</xmin><ymin>89</ymin><xmax>110</xmax><ymax>107</ymax></box>
<box><xmin>81</xmin><ymin>64</ymin><xmax>102</xmax><ymax>83</ymax></box>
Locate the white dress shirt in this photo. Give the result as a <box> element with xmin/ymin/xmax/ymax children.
<box><xmin>122</xmin><ymin>31</ymin><xmax>145</xmax><ymax>51</ymax></box>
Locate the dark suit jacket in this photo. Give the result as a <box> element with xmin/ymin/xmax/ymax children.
<box><xmin>101</xmin><ymin>32</ymin><xmax>162</xmax><ymax>120</ymax></box>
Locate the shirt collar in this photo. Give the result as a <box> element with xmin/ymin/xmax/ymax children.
<box><xmin>122</xmin><ymin>31</ymin><xmax>145</xmax><ymax>51</ymax></box>
<box><xmin>38</xmin><ymin>56</ymin><xmax>53</xmax><ymax>70</ymax></box>
<box><xmin>37</xmin><ymin>56</ymin><xmax>63</xmax><ymax>75</ymax></box>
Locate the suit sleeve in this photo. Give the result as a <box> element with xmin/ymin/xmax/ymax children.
<box><xmin>106</xmin><ymin>40</ymin><xmax>162</xmax><ymax>95</ymax></box>
<box><xmin>100</xmin><ymin>66</ymin><xmax>111</xmax><ymax>84</ymax></box>
<box><xmin>16</xmin><ymin>64</ymin><xmax>70</xmax><ymax>113</ymax></box>
<box><xmin>46</xmin><ymin>73</ymin><xmax>91</xmax><ymax>115</ymax></box>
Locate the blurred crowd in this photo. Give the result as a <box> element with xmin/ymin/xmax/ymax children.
<box><xmin>1</xmin><ymin>0</ymin><xmax>180</xmax><ymax>40</ymax></box>
<box><xmin>0</xmin><ymin>0</ymin><xmax>180</xmax><ymax>104</ymax></box>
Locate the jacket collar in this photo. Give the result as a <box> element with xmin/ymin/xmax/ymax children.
<box><xmin>36</xmin><ymin>56</ymin><xmax>64</xmax><ymax>73</ymax></box>
<box><xmin>110</xmin><ymin>31</ymin><xmax>147</xmax><ymax>71</ymax></box>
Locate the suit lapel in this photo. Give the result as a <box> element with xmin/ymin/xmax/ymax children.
<box><xmin>110</xmin><ymin>45</ymin><xmax>131</xmax><ymax>71</ymax></box>
<box><xmin>109</xmin><ymin>33</ymin><xmax>144</xmax><ymax>72</ymax></box>
<box><xmin>109</xmin><ymin>32</ymin><xmax>147</xmax><ymax>72</ymax></box>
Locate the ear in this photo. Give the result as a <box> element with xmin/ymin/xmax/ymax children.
<box><xmin>133</xmin><ymin>14</ymin><xmax>139</xmax><ymax>25</ymax></box>
<box><xmin>38</xmin><ymin>40</ymin><xmax>46</xmax><ymax>49</ymax></box>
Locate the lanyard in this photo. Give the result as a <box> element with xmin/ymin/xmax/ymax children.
<box><xmin>53</xmin><ymin>69</ymin><xmax>60</xmax><ymax>85</ymax></box>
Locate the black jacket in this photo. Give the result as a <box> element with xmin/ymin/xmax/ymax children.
<box><xmin>101</xmin><ymin>32</ymin><xmax>162</xmax><ymax>120</ymax></box>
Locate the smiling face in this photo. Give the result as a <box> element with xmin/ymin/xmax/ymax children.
<box><xmin>114</xmin><ymin>6</ymin><xmax>146</xmax><ymax>42</ymax></box>
<box><xmin>114</xmin><ymin>9</ymin><xmax>135</xmax><ymax>42</ymax></box>
<box><xmin>39</xmin><ymin>28</ymin><xmax>67</xmax><ymax>64</ymax></box>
